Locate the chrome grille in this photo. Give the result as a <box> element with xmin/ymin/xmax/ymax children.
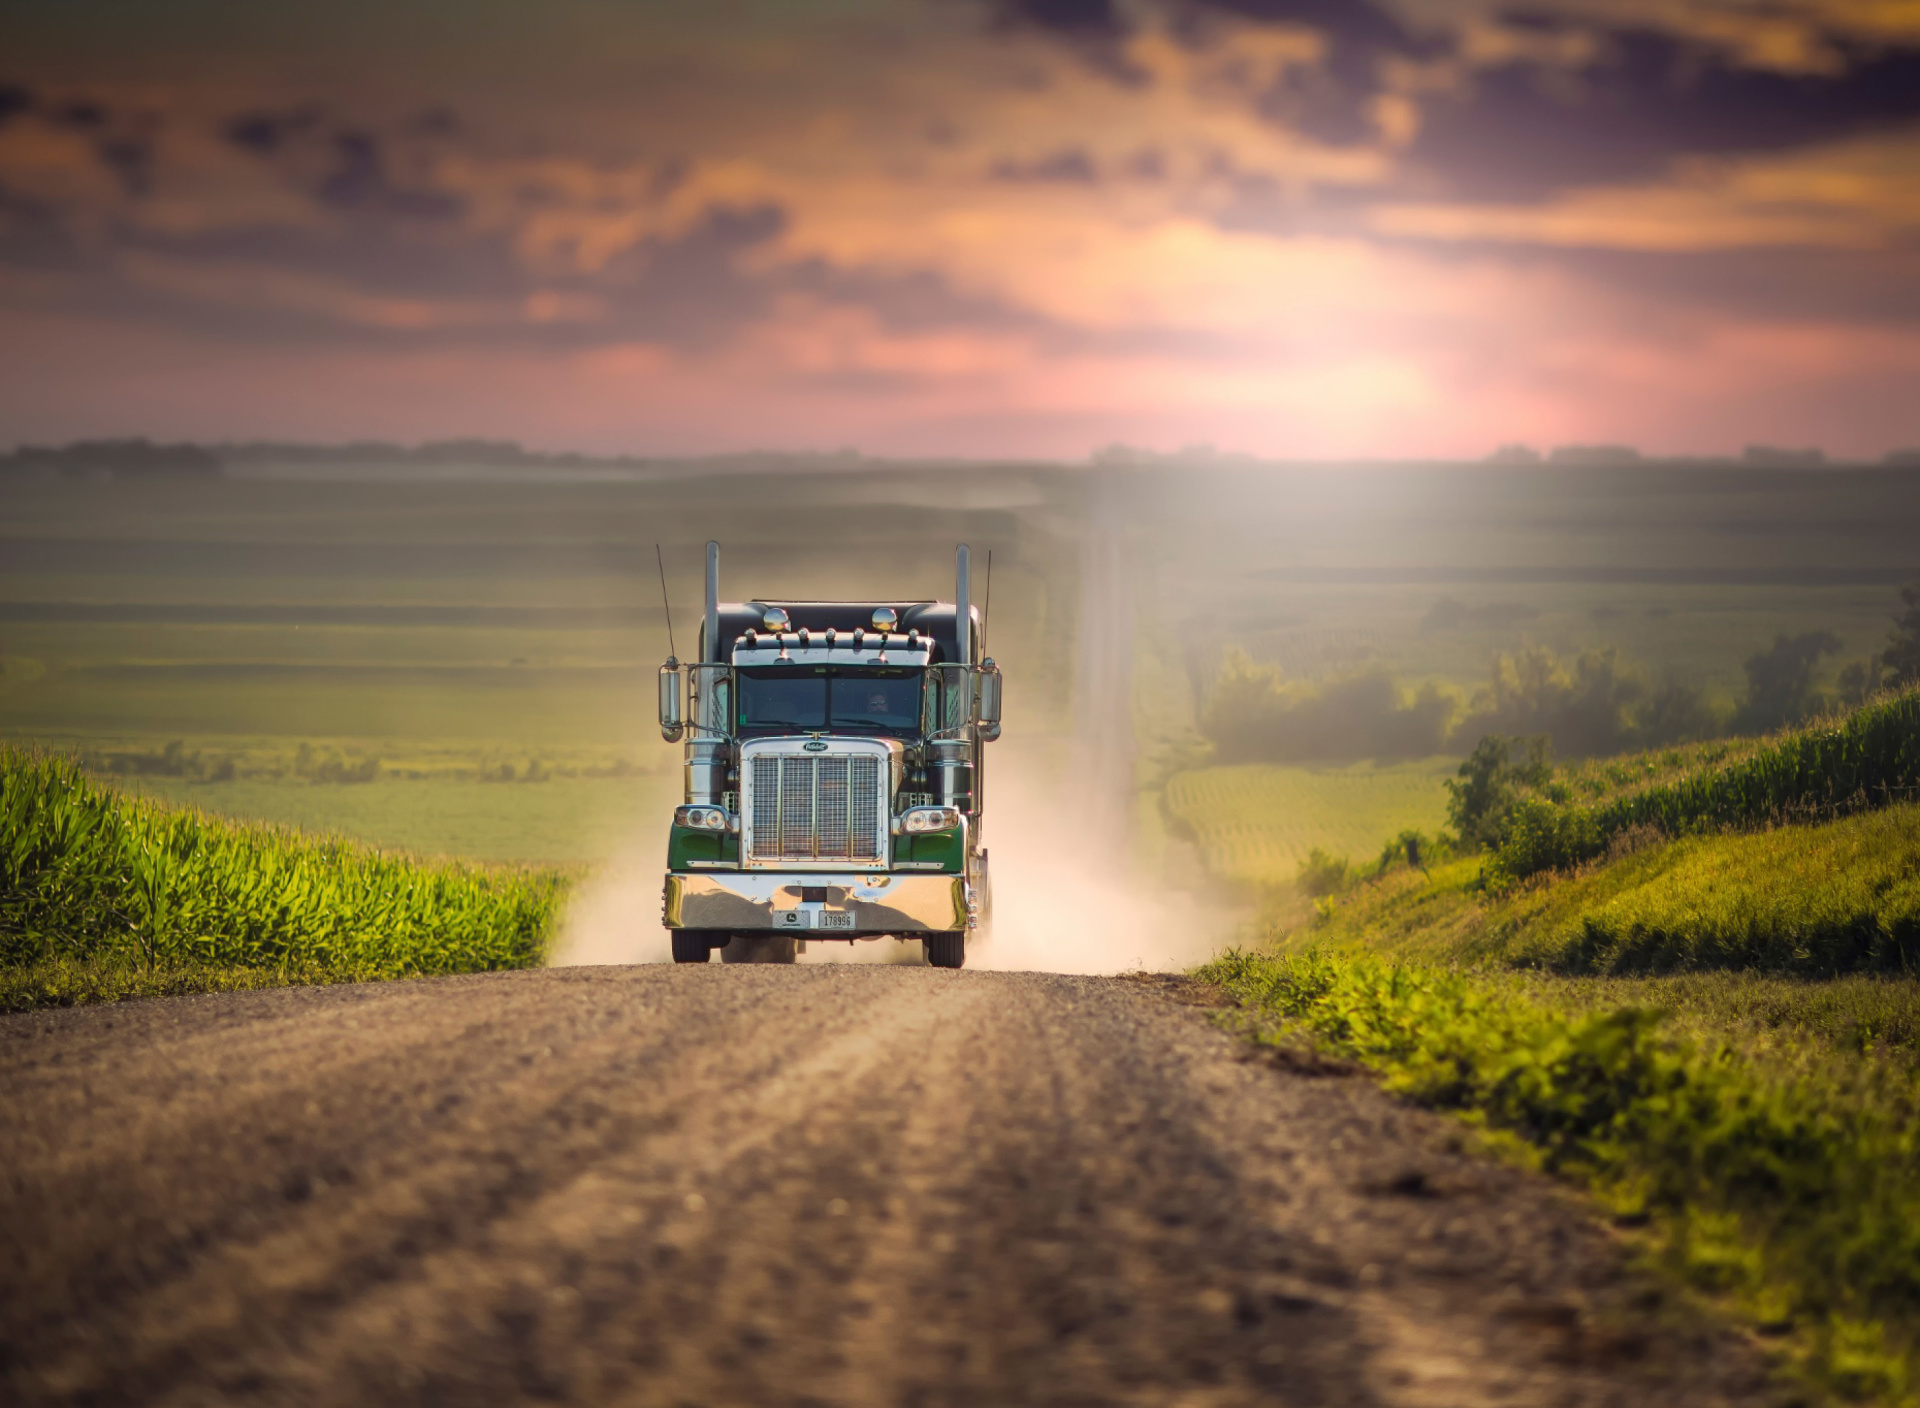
<box><xmin>747</xmin><ymin>753</ymin><xmax>883</xmax><ymax>863</ymax></box>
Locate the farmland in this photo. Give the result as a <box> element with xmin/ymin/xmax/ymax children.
<box><xmin>1208</xmin><ymin>690</ymin><xmax>1920</xmax><ymax>1400</ymax></box>
<box><xmin>3</xmin><ymin>455</ymin><xmax>1919</xmax><ymax>900</ymax></box>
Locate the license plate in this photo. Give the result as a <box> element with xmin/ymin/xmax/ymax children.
<box><xmin>817</xmin><ymin>910</ymin><xmax>854</xmax><ymax>931</ymax></box>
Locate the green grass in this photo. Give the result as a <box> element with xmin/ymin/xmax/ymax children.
<box><xmin>1</xmin><ymin>748</ymin><xmax>566</xmax><ymax>1008</ymax></box>
<box><xmin>1502</xmin><ymin>807</ymin><xmax>1920</xmax><ymax>977</ymax></box>
<box><xmin>1306</xmin><ymin>804</ymin><xmax>1920</xmax><ymax>980</ymax></box>
<box><xmin>1201</xmin><ymin>946</ymin><xmax>1920</xmax><ymax>1403</ymax></box>
<box><xmin>1162</xmin><ymin>757</ymin><xmax>1455</xmax><ymax>888</ymax></box>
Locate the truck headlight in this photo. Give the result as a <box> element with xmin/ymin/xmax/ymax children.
<box><xmin>897</xmin><ymin>806</ymin><xmax>962</xmax><ymax>835</ymax></box>
<box><xmin>674</xmin><ymin>805</ymin><xmax>731</xmax><ymax>832</ymax></box>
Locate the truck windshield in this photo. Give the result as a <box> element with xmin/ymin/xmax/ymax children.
<box><xmin>736</xmin><ymin>668</ymin><xmax>923</xmax><ymax>735</ymax></box>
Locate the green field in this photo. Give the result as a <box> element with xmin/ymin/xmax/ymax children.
<box><xmin>1162</xmin><ymin>758</ymin><xmax>1455</xmax><ymax>889</ymax></box>
<box><xmin>122</xmin><ymin>774</ymin><xmax>677</xmax><ymax>864</ymax></box>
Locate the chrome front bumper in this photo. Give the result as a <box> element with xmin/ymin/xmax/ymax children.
<box><xmin>664</xmin><ymin>870</ymin><xmax>970</xmax><ymax>934</ymax></box>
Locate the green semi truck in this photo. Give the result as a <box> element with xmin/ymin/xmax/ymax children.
<box><xmin>657</xmin><ymin>543</ymin><xmax>1001</xmax><ymax>968</ymax></box>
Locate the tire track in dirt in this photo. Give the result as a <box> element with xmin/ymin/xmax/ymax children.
<box><xmin>1</xmin><ymin>968</ymin><xmax>1781</xmax><ymax>1407</ymax></box>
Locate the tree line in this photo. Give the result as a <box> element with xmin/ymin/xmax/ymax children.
<box><xmin>1203</xmin><ymin>584</ymin><xmax>1920</xmax><ymax>766</ymax></box>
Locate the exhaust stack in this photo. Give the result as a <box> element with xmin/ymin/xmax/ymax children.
<box><xmin>704</xmin><ymin>540</ymin><xmax>720</xmax><ymax>664</ymax></box>
<box><xmin>686</xmin><ymin>540</ymin><xmax>725</xmax><ymax>806</ymax></box>
<box><xmin>955</xmin><ymin>544</ymin><xmax>970</xmax><ymax>665</ymax></box>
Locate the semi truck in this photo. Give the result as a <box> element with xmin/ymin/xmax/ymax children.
<box><xmin>656</xmin><ymin>543</ymin><xmax>1001</xmax><ymax>968</ymax></box>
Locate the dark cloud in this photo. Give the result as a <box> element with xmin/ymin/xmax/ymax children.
<box><xmin>13</xmin><ymin>92</ymin><xmax>161</xmax><ymax>197</ymax></box>
<box><xmin>0</xmin><ymin>84</ymin><xmax>31</xmax><ymax>127</ymax></box>
<box><xmin>317</xmin><ymin>129</ymin><xmax>462</xmax><ymax>219</ymax></box>
<box><xmin>1180</xmin><ymin>0</ymin><xmax>1417</xmax><ymax>62</ymax></box>
<box><xmin>994</xmin><ymin>0</ymin><xmax>1123</xmax><ymax>37</ymax></box>
<box><xmin>988</xmin><ymin>0</ymin><xmax>1920</xmax><ymax>194</ymax></box>
<box><xmin>1414</xmin><ymin>27</ymin><xmax>1920</xmax><ymax>198</ymax></box>
<box><xmin>593</xmin><ymin>204</ymin><xmax>788</xmax><ymax>348</ymax></box>
<box><xmin>991</xmin><ymin>148</ymin><xmax>1099</xmax><ymax>182</ymax></box>
<box><xmin>222</xmin><ymin>109</ymin><xmax>463</xmax><ymax>219</ymax></box>
<box><xmin>52</xmin><ymin>98</ymin><xmax>108</xmax><ymax>130</ymax></box>
<box><xmin>990</xmin><ymin>0</ymin><xmax>1146</xmax><ymax>84</ymax></box>
<box><xmin>96</xmin><ymin>134</ymin><xmax>154</xmax><ymax>196</ymax></box>
<box><xmin>223</xmin><ymin>107</ymin><xmax>321</xmax><ymax>156</ymax></box>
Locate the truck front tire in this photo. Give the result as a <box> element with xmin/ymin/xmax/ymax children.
<box><xmin>925</xmin><ymin>932</ymin><xmax>965</xmax><ymax>969</ymax></box>
<box><xmin>671</xmin><ymin>930</ymin><xmax>716</xmax><ymax>964</ymax></box>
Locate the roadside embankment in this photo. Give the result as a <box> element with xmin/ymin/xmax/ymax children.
<box><xmin>1203</xmin><ymin>692</ymin><xmax>1920</xmax><ymax>1403</ymax></box>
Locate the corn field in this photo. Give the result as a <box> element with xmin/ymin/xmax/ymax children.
<box><xmin>1</xmin><ymin>748</ymin><xmax>563</xmax><ymax>977</ymax></box>
<box><xmin>1491</xmin><ymin>688</ymin><xmax>1920</xmax><ymax>883</ymax></box>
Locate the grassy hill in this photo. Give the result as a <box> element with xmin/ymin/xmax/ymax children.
<box><xmin>0</xmin><ymin>747</ymin><xmax>566</xmax><ymax>1011</ymax></box>
<box><xmin>1201</xmin><ymin>689</ymin><xmax>1920</xmax><ymax>1403</ymax></box>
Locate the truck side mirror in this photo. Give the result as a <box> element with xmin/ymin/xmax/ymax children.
<box><xmin>658</xmin><ymin>659</ymin><xmax>685</xmax><ymax>741</ymax></box>
<box><xmin>976</xmin><ymin>659</ymin><xmax>1003</xmax><ymax>742</ymax></box>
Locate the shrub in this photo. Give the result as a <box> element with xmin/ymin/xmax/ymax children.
<box><xmin>1451</xmin><ymin>646</ymin><xmax>1648</xmax><ymax>758</ymax></box>
<box><xmin>1295</xmin><ymin>847</ymin><xmax>1352</xmax><ymax>897</ymax></box>
<box><xmin>1201</xmin><ymin>652</ymin><xmax>1454</xmax><ymax>764</ymax></box>
<box><xmin>1737</xmin><ymin>631</ymin><xmax>1843</xmax><ymax>733</ymax></box>
<box><xmin>1887</xmin><ymin>582</ymin><xmax>1920</xmax><ymax>688</ymax></box>
<box><xmin>1445</xmin><ymin>734</ymin><xmax>1551</xmax><ymax>849</ymax></box>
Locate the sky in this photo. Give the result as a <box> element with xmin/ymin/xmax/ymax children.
<box><xmin>2</xmin><ymin>0</ymin><xmax>1919</xmax><ymax>460</ymax></box>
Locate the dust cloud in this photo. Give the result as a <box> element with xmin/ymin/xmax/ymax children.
<box><xmin>545</xmin><ymin>836</ymin><xmax>677</xmax><ymax>967</ymax></box>
<box><xmin>965</xmin><ymin>488</ymin><xmax>1231</xmax><ymax>974</ymax></box>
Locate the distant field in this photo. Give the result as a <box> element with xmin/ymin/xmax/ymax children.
<box><xmin>1163</xmin><ymin>758</ymin><xmax>1456</xmax><ymax>888</ymax></box>
<box><xmin>123</xmin><ymin>773</ymin><xmax>677</xmax><ymax>864</ymax></box>
<box><xmin>4</xmin><ymin>461</ymin><xmax>1916</xmax><ymax>872</ymax></box>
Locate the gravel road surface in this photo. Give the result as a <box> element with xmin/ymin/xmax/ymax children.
<box><xmin>1</xmin><ymin>967</ymin><xmax>1776</xmax><ymax>1407</ymax></box>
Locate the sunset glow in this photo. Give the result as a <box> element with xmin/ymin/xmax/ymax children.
<box><xmin>3</xmin><ymin>0</ymin><xmax>1918</xmax><ymax>457</ymax></box>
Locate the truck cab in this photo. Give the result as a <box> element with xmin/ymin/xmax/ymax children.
<box><xmin>658</xmin><ymin>543</ymin><xmax>1002</xmax><ymax>968</ymax></box>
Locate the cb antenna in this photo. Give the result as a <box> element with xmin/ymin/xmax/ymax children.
<box><xmin>655</xmin><ymin>543</ymin><xmax>677</xmax><ymax>661</ymax></box>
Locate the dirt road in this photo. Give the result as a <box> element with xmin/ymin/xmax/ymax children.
<box><xmin>1</xmin><ymin>967</ymin><xmax>1774</xmax><ymax>1407</ymax></box>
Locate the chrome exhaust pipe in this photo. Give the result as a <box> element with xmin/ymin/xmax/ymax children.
<box><xmin>955</xmin><ymin>544</ymin><xmax>970</xmax><ymax>665</ymax></box>
<box><xmin>704</xmin><ymin>540</ymin><xmax>720</xmax><ymax>664</ymax></box>
<box><xmin>934</xmin><ymin>544</ymin><xmax>974</xmax><ymax>812</ymax></box>
<box><xmin>688</xmin><ymin>540</ymin><xmax>725</xmax><ymax>806</ymax></box>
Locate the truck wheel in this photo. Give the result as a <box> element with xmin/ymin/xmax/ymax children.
<box><xmin>670</xmin><ymin>930</ymin><xmax>714</xmax><ymax>964</ymax></box>
<box><xmin>721</xmin><ymin>935</ymin><xmax>798</xmax><ymax>964</ymax></box>
<box><xmin>925</xmin><ymin>932</ymin><xmax>966</xmax><ymax>969</ymax></box>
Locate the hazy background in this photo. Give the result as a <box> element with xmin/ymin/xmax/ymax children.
<box><xmin>5</xmin><ymin>452</ymin><xmax>1916</xmax><ymax>899</ymax></box>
